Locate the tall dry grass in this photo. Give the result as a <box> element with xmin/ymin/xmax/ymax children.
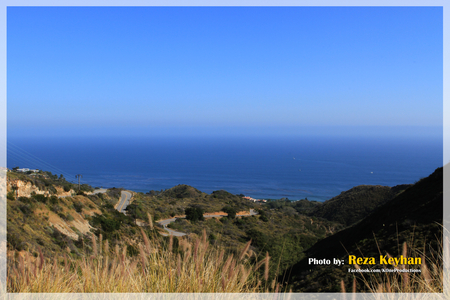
<box><xmin>7</xmin><ymin>229</ymin><xmax>276</xmax><ymax>293</ymax></box>
<box><xmin>341</xmin><ymin>234</ymin><xmax>446</xmax><ymax>298</ymax></box>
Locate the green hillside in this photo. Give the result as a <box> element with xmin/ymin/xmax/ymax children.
<box><xmin>7</xmin><ymin>167</ymin><xmax>443</xmax><ymax>293</ymax></box>
<box><xmin>309</xmin><ymin>184</ymin><xmax>412</xmax><ymax>226</ymax></box>
<box><xmin>287</xmin><ymin>167</ymin><xmax>443</xmax><ymax>292</ymax></box>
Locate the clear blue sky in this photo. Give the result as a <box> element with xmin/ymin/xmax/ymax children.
<box><xmin>7</xmin><ymin>6</ymin><xmax>443</xmax><ymax>138</ymax></box>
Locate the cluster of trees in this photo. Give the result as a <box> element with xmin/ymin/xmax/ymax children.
<box><xmin>221</xmin><ymin>206</ymin><xmax>237</xmax><ymax>219</ymax></box>
<box><xmin>185</xmin><ymin>206</ymin><xmax>204</xmax><ymax>222</ymax></box>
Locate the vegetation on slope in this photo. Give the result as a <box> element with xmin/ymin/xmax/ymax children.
<box><xmin>286</xmin><ymin>167</ymin><xmax>443</xmax><ymax>292</ymax></box>
<box><xmin>7</xmin><ymin>178</ymin><xmax>142</xmax><ymax>259</ymax></box>
<box><xmin>167</xmin><ymin>203</ymin><xmax>341</xmax><ymax>280</ymax></box>
<box><xmin>308</xmin><ymin>184</ymin><xmax>412</xmax><ymax>226</ymax></box>
<box><xmin>7</xmin><ymin>166</ymin><xmax>443</xmax><ymax>293</ymax></box>
<box><xmin>125</xmin><ymin>184</ymin><xmax>256</xmax><ymax>222</ymax></box>
<box><xmin>7</xmin><ymin>169</ymin><xmax>93</xmax><ymax>199</ymax></box>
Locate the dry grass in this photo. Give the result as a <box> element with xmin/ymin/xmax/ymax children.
<box><xmin>341</xmin><ymin>233</ymin><xmax>446</xmax><ymax>298</ymax></box>
<box><xmin>7</xmin><ymin>230</ymin><xmax>276</xmax><ymax>293</ymax></box>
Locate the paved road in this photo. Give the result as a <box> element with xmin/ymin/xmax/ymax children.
<box><xmin>92</xmin><ymin>188</ymin><xmax>108</xmax><ymax>194</ymax></box>
<box><xmin>157</xmin><ymin>209</ymin><xmax>258</xmax><ymax>236</ymax></box>
<box><xmin>158</xmin><ymin>218</ymin><xmax>187</xmax><ymax>237</ymax></box>
<box><xmin>116</xmin><ymin>191</ymin><xmax>132</xmax><ymax>213</ymax></box>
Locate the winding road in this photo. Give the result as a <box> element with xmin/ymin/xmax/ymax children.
<box><xmin>116</xmin><ymin>191</ymin><xmax>132</xmax><ymax>213</ymax></box>
<box><xmin>92</xmin><ymin>188</ymin><xmax>108</xmax><ymax>195</ymax></box>
<box><xmin>110</xmin><ymin>190</ymin><xmax>258</xmax><ymax>237</ymax></box>
<box><xmin>157</xmin><ymin>209</ymin><xmax>258</xmax><ymax>236</ymax></box>
<box><xmin>158</xmin><ymin>218</ymin><xmax>187</xmax><ymax>237</ymax></box>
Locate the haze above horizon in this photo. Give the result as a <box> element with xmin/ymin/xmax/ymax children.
<box><xmin>7</xmin><ymin>6</ymin><xmax>443</xmax><ymax>138</ymax></box>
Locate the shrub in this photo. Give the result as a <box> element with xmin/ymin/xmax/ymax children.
<box><xmin>18</xmin><ymin>196</ymin><xmax>32</xmax><ymax>204</ymax></box>
<box><xmin>260</xmin><ymin>214</ymin><xmax>269</xmax><ymax>222</ymax></box>
<box><xmin>58</xmin><ymin>213</ymin><xmax>68</xmax><ymax>220</ymax></box>
<box><xmin>48</xmin><ymin>185</ymin><xmax>57</xmax><ymax>194</ymax></box>
<box><xmin>73</xmin><ymin>202</ymin><xmax>83</xmax><ymax>213</ymax></box>
<box><xmin>91</xmin><ymin>214</ymin><xmax>121</xmax><ymax>233</ymax></box>
<box><xmin>51</xmin><ymin>205</ymin><xmax>63</xmax><ymax>214</ymax></box>
<box><xmin>19</xmin><ymin>204</ymin><xmax>33</xmax><ymax>216</ymax></box>
<box><xmin>49</xmin><ymin>195</ymin><xmax>58</xmax><ymax>205</ymax></box>
<box><xmin>7</xmin><ymin>233</ymin><xmax>27</xmax><ymax>251</ymax></box>
<box><xmin>33</xmin><ymin>194</ymin><xmax>47</xmax><ymax>204</ymax></box>
<box><xmin>80</xmin><ymin>184</ymin><xmax>94</xmax><ymax>192</ymax></box>
<box><xmin>7</xmin><ymin>191</ymin><xmax>15</xmax><ymax>200</ymax></box>
<box><xmin>185</xmin><ymin>206</ymin><xmax>204</xmax><ymax>222</ymax></box>
<box><xmin>209</xmin><ymin>233</ymin><xmax>217</xmax><ymax>242</ymax></box>
<box><xmin>222</xmin><ymin>206</ymin><xmax>237</xmax><ymax>219</ymax></box>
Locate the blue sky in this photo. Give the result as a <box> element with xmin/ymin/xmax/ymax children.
<box><xmin>7</xmin><ymin>6</ymin><xmax>443</xmax><ymax>138</ymax></box>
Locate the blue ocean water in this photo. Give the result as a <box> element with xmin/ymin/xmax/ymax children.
<box><xmin>7</xmin><ymin>135</ymin><xmax>443</xmax><ymax>202</ymax></box>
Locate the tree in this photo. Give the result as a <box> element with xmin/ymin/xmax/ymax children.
<box><xmin>125</xmin><ymin>203</ymin><xmax>139</xmax><ymax>224</ymax></box>
<box><xmin>185</xmin><ymin>206</ymin><xmax>204</xmax><ymax>222</ymax></box>
<box><xmin>222</xmin><ymin>206</ymin><xmax>237</xmax><ymax>219</ymax></box>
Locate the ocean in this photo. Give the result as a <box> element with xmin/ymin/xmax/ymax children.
<box><xmin>7</xmin><ymin>135</ymin><xmax>443</xmax><ymax>202</ymax></box>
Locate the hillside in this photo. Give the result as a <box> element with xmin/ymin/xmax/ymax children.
<box><xmin>7</xmin><ymin>170</ymin><xmax>93</xmax><ymax>199</ymax></box>
<box><xmin>6</xmin><ymin>170</ymin><xmax>340</xmax><ymax>289</ymax></box>
<box><xmin>287</xmin><ymin>167</ymin><xmax>443</xmax><ymax>292</ymax></box>
<box><xmin>127</xmin><ymin>185</ymin><xmax>257</xmax><ymax>222</ymax></box>
<box><xmin>7</xmin><ymin>167</ymin><xmax>443</xmax><ymax>293</ymax></box>
<box><xmin>308</xmin><ymin>184</ymin><xmax>412</xmax><ymax>226</ymax></box>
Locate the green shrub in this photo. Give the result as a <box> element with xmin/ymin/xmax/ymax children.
<box><xmin>73</xmin><ymin>202</ymin><xmax>83</xmax><ymax>213</ymax></box>
<box><xmin>260</xmin><ymin>214</ymin><xmax>269</xmax><ymax>222</ymax></box>
<box><xmin>209</xmin><ymin>233</ymin><xmax>217</xmax><ymax>242</ymax></box>
<box><xmin>48</xmin><ymin>185</ymin><xmax>57</xmax><ymax>194</ymax></box>
<box><xmin>91</xmin><ymin>214</ymin><xmax>121</xmax><ymax>233</ymax></box>
<box><xmin>18</xmin><ymin>196</ymin><xmax>32</xmax><ymax>204</ymax></box>
<box><xmin>185</xmin><ymin>206</ymin><xmax>204</xmax><ymax>222</ymax></box>
<box><xmin>7</xmin><ymin>191</ymin><xmax>15</xmax><ymax>200</ymax></box>
<box><xmin>7</xmin><ymin>233</ymin><xmax>27</xmax><ymax>251</ymax></box>
<box><xmin>222</xmin><ymin>206</ymin><xmax>237</xmax><ymax>219</ymax></box>
<box><xmin>49</xmin><ymin>195</ymin><xmax>58</xmax><ymax>205</ymax></box>
<box><xmin>33</xmin><ymin>194</ymin><xmax>47</xmax><ymax>204</ymax></box>
<box><xmin>51</xmin><ymin>205</ymin><xmax>63</xmax><ymax>214</ymax></box>
<box><xmin>19</xmin><ymin>204</ymin><xmax>33</xmax><ymax>216</ymax></box>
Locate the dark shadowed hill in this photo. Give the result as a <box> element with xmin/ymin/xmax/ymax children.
<box><xmin>309</xmin><ymin>184</ymin><xmax>412</xmax><ymax>226</ymax></box>
<box><xmin>288</xmin><ymin>167</ymin><xmax>443</xmax><ymax>292</ymax></box>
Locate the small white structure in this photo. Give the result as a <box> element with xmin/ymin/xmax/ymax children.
<box><xmin>16</xmin><ymin>168</ymin><xmax>39</xmax><ymax>173</ymax></box>
<box><xmin>243</xmin><ymin>196</ymin><xmax>267</xmax><ymax>203</ymax></box>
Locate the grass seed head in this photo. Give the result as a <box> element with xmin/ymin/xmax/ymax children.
<box><xmin>239</xmin><ymin>239</ymin><xmax>252</xmax><ymax>261</ymax></box>
<box><xmin>147</xmin><ymin>213</ymin><xmax>153</xmax><ymax>230</ymax></box>
<box><xmin>264</xmin><ymin>252</ymin><xmax>270</xmax><ymax>281</ymax></box>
